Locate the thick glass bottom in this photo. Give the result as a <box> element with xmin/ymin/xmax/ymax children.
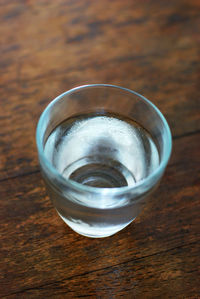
<box><xmin>57</xmin><ymin>210</ymin><xmax>135</xmax><ymax>238</ymax></box>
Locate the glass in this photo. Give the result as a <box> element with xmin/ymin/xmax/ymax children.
<box><xmin>36</xmin><ymin>84</ymin><xmax>172</xmax><ymax>238</ymax></box>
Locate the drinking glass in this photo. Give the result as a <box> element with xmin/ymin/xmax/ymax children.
<box><xmin>36</xmin><ymin>84</ymin><xmax>172</xmax><ymax>238</ymax></box>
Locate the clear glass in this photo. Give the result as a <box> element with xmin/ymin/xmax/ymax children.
<box><xmin>36</xmin><ymin>84</ymin><xmax>172</xmax><ymax>238</ymax></box>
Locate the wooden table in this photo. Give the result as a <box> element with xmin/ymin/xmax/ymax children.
<box><xmin>0</xmin><ymin>0</ymin><xmax>199</xmax><ymax>298</ymax></box>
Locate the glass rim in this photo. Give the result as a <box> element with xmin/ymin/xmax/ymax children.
<box><xmin>36</xmin><ymin>84</ymin><xmax>172</xmax><ymax>195</ymax></box>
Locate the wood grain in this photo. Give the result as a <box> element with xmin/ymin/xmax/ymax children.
<box><xmin>5</xmin><ymin>243</ymin><xmax>200</xmax><ymax>298</ymax></box>
<box><xmin>0</xmin><ymin>0</ymin><xmax>200</xmax><ymax>181</ymax></box>
<box><xmin>0</xmin><ymin>134</ymin><xmax>199</xmax><ymax>298</ymax></box>
<box><xmin>0</xmin><ymin>0</ymin><xmax>200</xmax><ymax>297</ymax></box>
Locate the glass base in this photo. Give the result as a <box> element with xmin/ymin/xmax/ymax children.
<box><xmin>57</xmin><ymin>211</ymin><xmax>135</xmax><ymax>238</ymax></box>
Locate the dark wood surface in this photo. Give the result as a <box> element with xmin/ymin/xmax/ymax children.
<box><xmin>0</xmin><ymin>0</ymin><xmax>199</xmax><ymax>298</ymax></box>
